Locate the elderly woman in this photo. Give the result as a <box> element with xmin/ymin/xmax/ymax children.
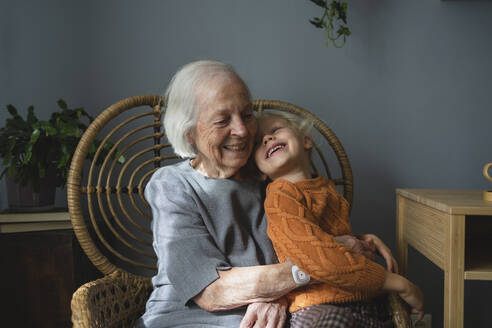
<box><xmin>135</xmin><ymin>60</ymin><xmax>296</xmax><ymax>328</ymax></box>
<box><xmin>135</xmin><ymin>60</ymin><xmax>400</xmax><ymax>328</ymax></box>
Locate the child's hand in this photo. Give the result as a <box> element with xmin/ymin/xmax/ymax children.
<box><xmin>358</xmin><ymin>234</ymin><xmax>399</xmax><ymax>273</ymax></box>
<box><xmin>399</xmin><ymin>279</ymin><xmax>425</xmax><ymax>321</ymax></box>
<box><xmin>334</xmin><ymin>235</ymin><xmax>376</xmax><ymax>260</ymax></box>
<box><xmin>383</xmin><ymin>273</ymin><xmax>424</xmax><ymax>321</ymax></box>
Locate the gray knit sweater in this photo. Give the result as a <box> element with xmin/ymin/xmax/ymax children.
<box><xmin>135</xmin><ymin>160</ymin><xmax>277</xmax><ymax>328</ymax></box>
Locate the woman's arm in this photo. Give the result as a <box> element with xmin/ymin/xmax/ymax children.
<box><xmin>193</xmin><ymin>261</ymin><xmax>297</xmax><ymax>311</ymax></box>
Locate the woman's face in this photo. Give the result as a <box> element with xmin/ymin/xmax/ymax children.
<box><xmin>190</xmin><ymin>75</ymin><xmax>256</xmax><ymax>178</ymax></box>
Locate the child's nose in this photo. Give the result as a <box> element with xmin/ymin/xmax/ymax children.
<box><xmin>263</xmin><ymin>134</ymin><xmax>274</xmax><ymax>145</ymax></box>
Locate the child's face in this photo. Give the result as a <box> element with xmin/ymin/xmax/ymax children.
<box><xmin>254</xmin><ymin>115</ymin><xmax>312</xmax><ymax>180</ymax></box>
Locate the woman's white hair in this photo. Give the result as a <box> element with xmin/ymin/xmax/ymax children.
<box><xmin>164</xmin><ymin>60</ymin><xmax>250</xmax><ymax>158</ymax></box>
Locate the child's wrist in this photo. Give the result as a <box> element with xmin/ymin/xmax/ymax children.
<box><xmin>382</xmin><ymin>272</ymin><xmax>408</xmax><ymax>293</ymax></box>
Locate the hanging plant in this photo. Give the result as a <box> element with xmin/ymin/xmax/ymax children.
<box><xmin>309</xmin><ymin>0</ymin><xmax>351</xmax><ymax>48</ymax></box>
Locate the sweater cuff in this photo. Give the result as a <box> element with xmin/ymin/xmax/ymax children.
<box><xmin>360</xmin><ymin>260</ymin><xmax>387</xmax><ymax>293</ymax></box>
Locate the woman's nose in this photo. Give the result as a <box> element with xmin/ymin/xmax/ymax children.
<box><xmin>230</xmin><ymin>117</ymin><xmax>248</xmax><ymax>137</ymax></box>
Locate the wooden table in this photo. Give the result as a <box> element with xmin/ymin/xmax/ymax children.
<box><xmin>0</xmin><ymin>211</ymin><xmax>101</xmax><ymax>327</ymax></box>
<box><xmin>396</xmin><ymin>189</ymin><xmax>492</xmax><ymax>328</ymax></box>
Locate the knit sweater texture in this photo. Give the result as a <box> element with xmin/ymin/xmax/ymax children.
<box><xmin>264</xmin><ymin>176</ymin><xmax>387</xmax><ymax>313</ymax></box>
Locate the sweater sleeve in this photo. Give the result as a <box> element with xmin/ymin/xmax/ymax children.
<box><xmin>145</xmin><ymin>167</ymin><xmax>231</xmax><ymax>306</ymax></box>
<box><xmin>265</xmin><ymin>181</ymin><xmax>386</xmax><ymax>294</ymax></box>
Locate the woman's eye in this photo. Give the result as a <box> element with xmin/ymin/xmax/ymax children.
<box><xmin>215</xmin><ymin>118</ymin><xmax>229</xmax><ymax>125</ymax></box>
<box><xmin>242</xmin><ymin>113</ymin><xmax>253</xmax><ymax>120</ymax></box>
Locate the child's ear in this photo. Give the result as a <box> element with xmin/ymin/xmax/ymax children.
<box><xmin>304</xmin><ymin>135</ymin><xmax>313</xmax><ymax>150</ymax></box>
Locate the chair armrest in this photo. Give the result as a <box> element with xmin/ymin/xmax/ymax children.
<box><xmin>71</xmin><ymin>270</ymin><xmax>153</xmax><ymax>328</ymax></box>
<box><xmin>389</xmin><ymin>292</ymin><xmax>412</xmax><ymax>328</ymax></box>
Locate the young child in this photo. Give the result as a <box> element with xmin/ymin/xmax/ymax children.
<box><xmin>254</xmin><ymin>112</ymin><xmax>423</xmax><ymax>327</ymax></box>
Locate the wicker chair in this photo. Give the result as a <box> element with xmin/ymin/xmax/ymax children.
<box><xmin>68</xmin><ymin>95</ymin><xmax>411</xmax><ymax>328</ymax></box>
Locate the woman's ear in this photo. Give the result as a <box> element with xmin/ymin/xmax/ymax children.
<box><xmin>304</xmin><ymin>135</ymin><xmax>313</xmax><ymax>150</ymax></box>
<box><xmin>185</xmin><ymin>129</ymin><xmax>195</xmax><ymax>145</ymax></box>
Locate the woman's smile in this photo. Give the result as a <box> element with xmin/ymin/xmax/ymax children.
<box><xmin>224</xmin><ymin>141</ymin><xmax>248</xmax><ymax>152</ymax></box>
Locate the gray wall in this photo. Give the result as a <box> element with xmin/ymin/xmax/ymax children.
<box><xmin>1</xmin><ymin>0</ymin><xmax>491</xmax><ymax>326</ymax></box>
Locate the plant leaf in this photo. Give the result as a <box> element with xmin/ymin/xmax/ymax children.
<box><xmin>23</xmin><ymin>145</ymin><xmax>33</xmax><ymax>164</ymax></box>
<box><xmin>57</xmin><ymin>144</ymin><xmax>70</xmax><ymax>168</ymax></box>
<box><xmin>27</xmin><ymin>106</ymin><xmax>38</xmax><ymax>125</ymax></box>
<box><xmin>6</xmin><ymin>104</ymin><xmax>18</xmax><ymax>117</ymax></box>
<box><xmin>89</xmin><ymin>142</ymin><xmax>96</xmax><ymax>155</ymax></box>
<box><xmin>309</xmin><ymin>17</ymin><xmax>324</xmax><ymax>29</ymax></box>
<box><xmin>309</xmin><ymin>0</ymin><xmax>327</xmax><ymax>8</ymax></box>
<box><xmin>57</xmin><ymin>99</ymin><xmax>68</xmax><ymax>110</ymax></box>
<box><xmin>30</xmin><ymin>128</ymin><xmax>41</xmax><ymax>144</ymax></box>
<box><xmin>2</xmin><ymin>138</ymin><xmax>16</xmax><ymax>166</ymax></box>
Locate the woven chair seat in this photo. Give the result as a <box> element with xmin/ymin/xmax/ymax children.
<box><xmin>68</xmin><ymin>95</ymin><xmax>411</xmax><ymax>328</ymax></box>
<box><xmin>71</xmin><ymin>270</ymin><xmax>152</xmax><ymax>328</ymax></box>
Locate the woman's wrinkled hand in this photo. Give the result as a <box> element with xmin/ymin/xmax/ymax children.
<box><xmin>239</xmin><ymin>298</ymin><xmax>288</xmax><ymax>328</ymax></box>
<box><xmin>334</xmin><ymin>235</ymin><xmax>376</xmax><ymax>261</ymax></box>
<box><xmin>358</xmin><ymin>233</ymin><xmax>399</xmax><ymax>273</ymax></box>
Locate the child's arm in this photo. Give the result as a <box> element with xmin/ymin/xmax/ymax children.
<box><xmin>383</xmin><ymin>272</ymin><xmax>424</xmax><ymax>320</ymax></box>
<box><xmin>266</xmin><ymin>201</ymin><xmax>424</xmax><ymax>316</ymax></box>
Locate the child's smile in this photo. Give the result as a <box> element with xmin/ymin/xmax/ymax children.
<box><xmin>254</xmin><ymin>115</ymin><xmax>312</xmax><ymax>182</ymax></box>
<box><xmin>265</xmin><ymin>142</ymin><xmax>286</xmax><ymax>159</ymax></box>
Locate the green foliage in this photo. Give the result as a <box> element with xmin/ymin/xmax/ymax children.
<box><xmin>0</xmin><ymin>100</ymin><xmax>124</xmax><ymax>192</ymax></box>
<box><xmin>309</xmin><ymin>0</ymin><xmax>351</xmax><ymax>48</ymax></box>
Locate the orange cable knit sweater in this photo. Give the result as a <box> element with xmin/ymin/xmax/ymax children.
<box><xmin>264</xmin><ymin>176</ymin><xmax>387</xmax><ymax>313</ymax></box>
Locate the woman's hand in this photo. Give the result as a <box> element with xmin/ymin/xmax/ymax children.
<box><xmin>358</xmin><ymin>234</ymin><xmax>398</xmax><ymax>273</ymax></box>
<box><xmin>334</xmin><ymin>235</ymin><xmax>376</xmax><ymax>260</ymax></box>
<box><xmin>239</xmin><ymin>299</ymin><xmax>288</xmax><ymax>328</ymax></box>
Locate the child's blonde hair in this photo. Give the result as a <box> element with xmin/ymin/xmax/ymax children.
<box><xmin>257</xmin><ymin>110</ymin><xmax>313</xmax><ymax>138</ymax></box>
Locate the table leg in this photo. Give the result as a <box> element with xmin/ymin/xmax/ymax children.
<box><xmin>444</xmin><ymin>214</ymin><xmax>465</xmax><ymax>328</ymax></box>
<box><xmin>396</xmin><ymin>195</ymin><xmax>408</xmax><ymax>277</ymax></box>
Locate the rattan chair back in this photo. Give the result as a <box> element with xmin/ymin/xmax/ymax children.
<box><xmin>67</xmin><ymin>95</ymin><xmax>353</xmax><ymax>278</ymax></box>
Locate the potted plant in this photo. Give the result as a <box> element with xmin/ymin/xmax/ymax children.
<box><xmin>0</xmin><ymin>100</ymin><xmax>109</xmax><ymax>212</ymax></box>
